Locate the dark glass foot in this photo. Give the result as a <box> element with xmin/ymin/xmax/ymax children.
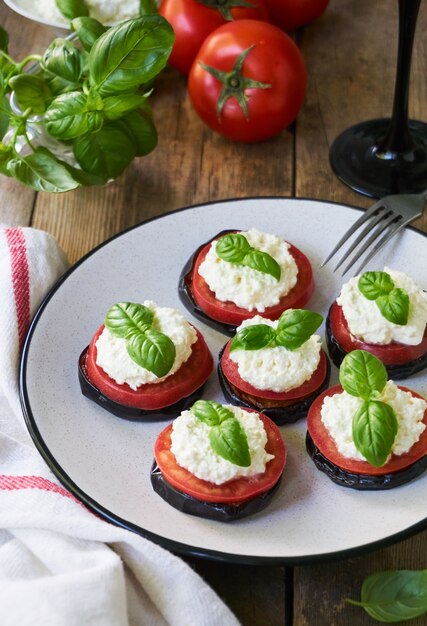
<box><xmin>329</xmin><ymin>118</ymin><xmax>427</xmax><ymax>198</ymax></box>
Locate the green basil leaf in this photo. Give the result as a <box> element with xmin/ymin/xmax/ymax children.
<box><xmin>71</xmin><ymin>17</ymin><xmax>107</xmax><ymax>52</ymax></box>
<box><xmin>44</xmin><ymin>91</ymin><xmax>103</xmax><ymax>140</ymax></box>
<box><xmin>139</xmin><ymin>0</ymin><xmax>158</xmax><ymax>14</ymax></box>
<box><xmin>89</xmin><ymin>16</ymin><xmax>174</xmax><ymax>96</ymax></box>
<box><xmin>339</xmin><ymin>350</ymin><xmax>388</xmax><ymax>400</ymax></box>
<box><xmin>118</xmin><ymin>109</ymin><xmax>157</xmax><ymax>156</ymax></box>
<box><xmin>230</xmin><ymin>324</ymin><xmax>275</xmax><ymax>352</ymax></box>
<box><xmin>73</xmin><ymin>123</ymin><xmax>136</xmax><ymax>179</ymax></box>
<box><xmin>41</xmin><ymin>39</ymin><xmax>84</xmax><ymax>87</ymax></box>
<box><xmin>348</xmin><ymin>569</ymin><xmax>427</xmax><ymax>622</ymax></box>
<box><xmin>352</xmin><ymin>399</ymin><xmax>398</xmax><ymax>467</ymax></box>
<box><xmin>6</xmin><ymin>147</ymin><xmax>80</xmax><ymax>192</ymax></box>
<box><xmin>276</xmin><ymin>309</ymin><xmax>323</xmax><ymax>351</ymax></box>
<box><xmin>377</xmin><ymin>287</ymin><xmax>409</xmax><ymax>326</ymax></box>
<box><xmin>216</xmin><ymin>233</ymin><xmax>250</xmax><ymax>263</ymax></box>
<box><xmin>126</xmin><ymin>328</ymin><xmax>175</xmax><ymax>377</ymax></box>
<box><xmin>358</xmin><ymin>271</ymin><xmax>394</xmax><ymax>300</ymax></box>
<box><xmin>9</xmin><ymin>74</ymin><xmax>52</xmax><ymax>115</ymax></box>
<box><xmin>55</xmin><ymin>0</ymin><xmax>89</xmax><ymax>20</ymax></box>
<box><xmin>210</xmin><ymin>419</ymin><xmax>251</xmax><ymax>467</ymax></box>
<box><xmin>0</xmin><ymin>26</ymin><xmax>8</xmax><ymax>53</ymax></box>
<box><xmin>243</xmin><ymin>250</ymin><xmax>281</xmax><ymax>281</ymax></box>
<box><xmin>102</xmin><ymin>94</ymin><xmax>146</xmax><ymax>120</ymax></box>
<box><xmin>105</xmin><ymin>302</ymin><xmax>154</xmax><ymax>338</ymax></box>
<box><xmin>0</xmin><ymin>142</ymin><xmax>13</xmax><ymax>176</ymax></box>
<box><xmin>192</xmin><ymin>400</ymin><xmax>234</xmax><ymax>426</ymax></box>
<box><xmin>0</xmin><ymin>95</ymin><xmax>11</xmax><ymax>140</ymax></box>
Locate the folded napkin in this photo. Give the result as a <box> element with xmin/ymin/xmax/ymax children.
<box><xmin>0</xmin><ymin>226</ymin><xmax>240</xmax><ymax>626</ymax></box>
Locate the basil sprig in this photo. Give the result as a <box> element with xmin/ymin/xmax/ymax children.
<box><xmin>347</xmin><ymin>569</ymin><xmax>427</xmax><ymax>623</ymax></box>
<box><xmin>339</xmin><ymin>350</ymin><xmax>398</xmax><ymax>467</ymax></box>
<box><xmin>215</xmin><ymin>233</ymin><xmax>281</xmax><ymax>281</ymax></box>
<box><xmin>230</xmin><ymin>309</ymin><xmax>323</xmax><ymax>352</ymax></box>
<box><xmin>358</xmin><ymin>271</ymin><xmax>409</xmax><ymax>326</ymax></box>
<box><xmin>192</xmin><ymin>400</ymin><xmax>251</xmax><ymax>467</ymax></box>
<box><xmin>105</xmin><ymin>302</ymin><xmax>176</xmax><ymax>378</ymax></box>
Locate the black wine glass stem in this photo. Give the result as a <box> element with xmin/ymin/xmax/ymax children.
<box><xmin>379</xmin><ymin>0</ymin><xmax>421</xmax><ymax>155</ymax></box>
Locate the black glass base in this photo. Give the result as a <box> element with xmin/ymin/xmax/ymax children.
<box><xmin>329</xmin><ymin>118</ymin><xmax>427</xmax><ymax>198</ymax></box>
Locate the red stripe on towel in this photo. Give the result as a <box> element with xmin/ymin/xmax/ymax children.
<box><xmin>5</xmin><ymin>228</ymin><xmax>31</xmax><ymax>352</ymax></box>
<box><xmin>0</xmin><ymin>474</ymin><xmax>83</xmax><ymax>505</ymax></box>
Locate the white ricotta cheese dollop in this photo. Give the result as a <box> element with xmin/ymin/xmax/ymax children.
<box><xmin>36</xmin><ymin>0</ymin><xmax>139</xmax><ymax>25</ymax></box>
<box><xmin>198</xmin><ymin>228</ymin><xmax>299</xmax><ymax>312</ymax></box>
<box><xmin>170</xmin><ymin>405</ymin><xmax>274</xmax><ymax>485</ymax></box>
<box><xmin>337</xmin><ymin>267</ymin><xmax>427</xmax><ymax>345</ymax></box>
<box><xmin>321</xmin><ymin>381</ymin><xmax>426</xmax><ymax>461</ymax></box>
<box><xmin>230</xmin><ymin>316</ymin><xmax>322</xmax><ymax>392</ymax></box>
<box><xmin>95</xmin><ymin>301</ymin><xmax>197</xmax><ymax>389</ymax></box>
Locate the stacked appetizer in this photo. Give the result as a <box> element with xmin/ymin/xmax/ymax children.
<box><xmin>218</xmin><ymin>309</ymin><xmax>330</xmax><ymax>424</ymax></box>
<box><xmin>151</xmin><ymin>400</ymin><xmax>286</xmax><ymax>521</ymax></box>
<box><xmin>179</xmin><ymin>228</ymin><xmax>314</xmax><ymax>335</ymax></box>
<box><xmin>327</xmin><ymin>268</ymin><xmax>427</xmax><ymax>378</ymax></box>
<box><xmin>306</xmin><ymin>350</ymin><xmax>427</xmax><ymax>489</ymax></box>
<box><xmin>79</xmin><ymin>301</ymin><xmax>213</xmax><ymax>420</ymax></box>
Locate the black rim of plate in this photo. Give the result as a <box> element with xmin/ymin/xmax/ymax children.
<box><xmin>19</xmin><ymin>196</ymin><xmax>427</xmax><ymax>566</ymax></box>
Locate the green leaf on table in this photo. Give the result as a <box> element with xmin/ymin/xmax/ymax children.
<box><xmin>102</xmin><ymin>94</ymin><xmax>146</xmax><ymax>120</ymax></box>
<box><xmin>352</xmin><ymin>399</ymin><xmax>398</xmax><ymax>467</ymax></box>
<box><xmin>243</xmin><ymin>249</ymin><xmax>281</xmax><ymax>281</ymax></box>
<box><xmin>192</xmin><ymin>400</ymin><xmax>234</xmax><ymax>426</ymax></box>
<box><xmin>377</xmin><ymin>288</ymin><xmax>409</xmax><ymax>326</ymax></box>
<box><xmin>71</xmin><ymin>17</ymin><xmax>107</xmax><ymax>52</ymax></box>
<box><xmin>41</xmin><ymin>39</ymin><xmax>84</xmax><ymax>91</ymax></box>
<box><xmin>55</xmin><ymin>0</ymin><xmax>89</xmax><ymax>20</ymax></box>
<box><xmin>276</xmin><ymin>309</ymin><xmax>323</xmax><ymax>350</ymax></box>
<box><xmin>105</xmin><ymin>302</ymin><xmax>154</xmax><ymax>337</ymax></box>
<box><xmin>9</xmin><ymin>74</ymin><xmax>52</xmax><ymax>115</ymax></box>
<box><xmin>209</xmin><ymin>419</ymin><xmax>251</xmax><ymax>467</ymax></box>
<box><xmin>6</xmin><ymin>147</ymin><xmax>80</xmax><ymax>192</ymax></box>
<box><xmin>73</xmin><ymin>122</ymin><xmax>136</xmax><ymax>179</ymax></box>
<box><xmin>44</xmin><ymin>91</ymin><xmax>103</xmax><ymax>140</ymax></box>
<box><xmin>339</xmin><ymin>350</ymin><xmax>387</xmax><ymax>400</ymax></box>
<box><xmin>119</xmin><ymin>109</ymin><xmax>157</xmax><ymax>156</ymax></box>
<box><xmin>358</xmin><ymin>271</ymin><xmax>394</xmax><ymax>300</ymax></box>
<box><xmin>347</xmin><ymin>569</ymin><xmax>427</xmax><ymax>622</ymax></box>
<box><xmin>126</xmin><ymin>328</ymin><xmax>176</xmax><ymax>377</ymax></box>
<box><xmin>216</xmin><ymin>233</ymin><xmax>251</xmax><ymax>263</ymax></box>
<box><xmin>230</xmin><ymin>324</ymin><xmax>276</xmax><ymax>352</ymax></box>
<box><xmin>89</xmin><ymin>16</ymin><xmax>174</xmax><ymax>96</ymax></box>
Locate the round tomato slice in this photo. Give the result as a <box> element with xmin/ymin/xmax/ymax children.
<box><xmin>85</xmin><ymin>325</ymin><xmax>213</xmax><ymax>411</ymax></box>
<box><xmin>307</xmin><ymin>384</ymin><xmax>427</xmax><ymax>476</ymax></box>
<box><xmin>220</xmin><ymin>339</ymin><xmax>328</xmax><ymax>404</ymax></box>
<box><xmin>328</xmin><ymin>301</ymin><xmax>427</xmax><ymax>366</ymax></box>
<box><xmin>189</xmin><ymin>235</ymin><xmax>314</xmax><ymax>327</ymax></box>
<box><xmin>154</xmin><ymin>411</ymin><xmax>286</xmax><ymax>504</ymax></box>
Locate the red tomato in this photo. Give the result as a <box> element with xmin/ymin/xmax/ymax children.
<box><xmin>190</xmin><ymin>236</ymin><xmax>314</xmax><ymax>327</ymax></box>
<box><xmin>307</xmin><ymin>385</ymin><xmax>427</xmax><ymax>476</ymax></box>
<box><xmin>221</xmin><ymin>340</ymin><xmax>329</xmax><ymax>404</ymax></box>
<box><xmin>188</xmin><ymin>20</ymin><xmax>307</xmax><ymax>142</ymax></box>
<box><xmin>158</xmin><ymin>0</ymin><xmax>270</xmax><ymax>74</ymax></box>
<box><xmin>328</xmin><ymin>302</ymin><xmax>427</xmax><ymax>366</ymax></box>
<box><xmin>154</xmin><ymin>410</ymin><xmax>286</xmax><ymax>503</ymax></box>
<box><xmin>85</xmin><ymin>325</ymin><xmax>213</xmax><ymax>410</ymax></box>
<box><xmin>265</xmin><ymin>0</ymin><xmax>329</xmax><ymax>31</ymax></box>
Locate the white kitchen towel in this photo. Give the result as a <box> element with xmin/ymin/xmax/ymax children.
<box><xmin>0</xmin><ymin>225</ymin><xmax>240</xmax><ymax>626</ymax></box>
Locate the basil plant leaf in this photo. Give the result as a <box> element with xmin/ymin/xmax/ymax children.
<box><xmin>73</xmin><ymin>123</ymin><xmax>136</xmax><ymax>179</ymax></box>
<box><xmin>105</xmin><ymin>302</ymin><xmax>154</xmax><ymax>338</ymax></box>
<box><xmin>41</xmin><ymin>39</ymin><xmax>84</xmax><ymax>89</ymax></box>
<box><xmin>348</xmin><ymin>569</ymin><xmax>427</xmax><ymax>622</ymax></box>
<box><xmin>352</xmin><ymin>400</ymin><xmax>398</xmax><ymax>467</ymax></box>
<box><xmin>9</xmin><ymin>74</ymin><xmax>52</xmax><ymax>115</ymax></box>
<box><xmin>126</xmin><ymin>328</ymin><xmax>176</xmax><ymax>377</ymax></box>
<box><xmin>55</xmin><ymin>0</ymin><xmax>89</xmax><ymax>20</ymax></box>
<box><xmin>119</xmin><ymin>109</ymin><xmax>157</xmax><ymax>156</ymax></box>
<box><xmin>243</xmin><ymin>250</ymin><xmax>281</xmax><ymax>281</ymax></box>
<box><xmin>139</xmin><ymin>0</ymin><xmax>158</xmax><ymax>14</ymax></box>
<box><xmin>6</xmin><ymin>147</ymin><xmax>80</xmax><ymax>192</ymax></box>
<box><xmin>0</xmin><ymin>95</ymin><xmax>11</xmax><ymax>141</ymax></box>
<box><xmin>276</xmin><ymin>309</ymin><xmax>323</xmax><ymax>351</ymax></box>
<box><xmin>216</xmin><ymin>233</ymin><xmax>250</xmax><ymax>263</ymax></box>
<box><xmin>339</xmin><ymin>350</ymin><xmax>387</xmax><ymax>400</ymax></box>
<box><xmin>0</xmin><ymin>142</ymin><xmax>13</xmax><ymax>176</ymax></box>
<box><xmin>0</xmin><ymin>25</ymin><xmax>8</xmax><ymax>53</ymax></box>
<box><xmin>377</xmin><ymin>288</ymin><xmax>409</xmax><ymax>326</ymax></box>
<box><xmin>230</xmin><ymin>324</ymin><xmax>275</xmax><ymax>352</ymax></box>
<box><xmin>358</xmin><ymin>271</ymin><xmax>394</xmax><ymax>300</ymax></box>
<box><xmin>71</xmin><ymin>17</ymin><xmax>107</xmax><ymax>51</ymax></box>
<box><xmin>89</xmin><ymin>16</ymin><xmax>174</xmax><ymax>96</ymax></box>
<box><xmin>209</xmin><ymin>419</ymin><xmax>251</xmax><ymax>467</ymax></box>
<box><xmin>45</xmin><ymin>91</ymin><xmax>103</xmax><ymax>140</ymax></box>
<box><xmin>192</xmin><ymin>400</ymin><xmax>234</xmax><ymax>426</ymax></box>
<box><xmin>102</xmin><ymin>94</ymin><xmax>146</xmax><ymax>120</ymax></box>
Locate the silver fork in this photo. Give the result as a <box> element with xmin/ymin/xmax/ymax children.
<box><xmin>322</xmin><ymin>191</ymin><xmax>427</xmax><ymax>275</ymax></box>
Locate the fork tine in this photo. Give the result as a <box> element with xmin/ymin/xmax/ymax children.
<box><xmin>333</xmin><ymin>207</ymin><xmax>390</xmax><ymax>271</ymax></box>
<box><xmin>321</xmin><ymin>200</ymin><xmax>384</xmax><ymax>266</ymax></box>
<box><xmin>341</xmin><ymin>211</ymin><xmax>399</xmax><ymax>276</ymax></box>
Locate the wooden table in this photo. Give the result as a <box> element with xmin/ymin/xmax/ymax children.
<box><xmin>1</xmin><ymin>1</ymin><xmax>426</xmax><ymax>623</ymax></box>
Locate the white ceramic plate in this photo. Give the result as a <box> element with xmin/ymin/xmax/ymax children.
<box><xmin>20</xmin><ymin>198</ymin><xmax>427</xmax><ymax>564</ymax></box>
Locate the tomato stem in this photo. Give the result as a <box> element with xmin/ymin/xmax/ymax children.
<box><xmin>197</xmin><ymin>0</ymin><xmax>257</xmax><ymax>21</ymax></box>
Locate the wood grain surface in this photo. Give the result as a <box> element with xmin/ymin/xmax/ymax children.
<box><xmin>1</xmin><ymin>0</ymin><xmax>426</xmax><ymax>624</ymax></box>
